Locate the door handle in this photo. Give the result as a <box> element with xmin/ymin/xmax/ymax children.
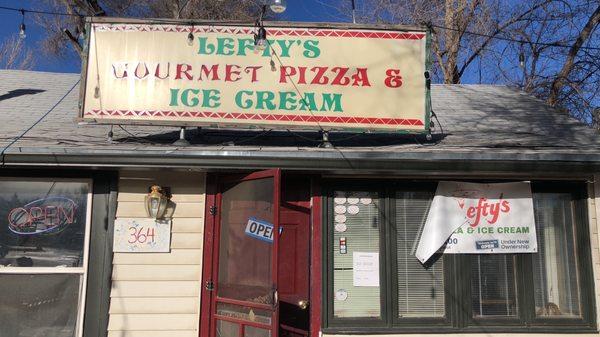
<box><xmin>298</xmin><ymin>300</ymin><xmax>309</xmax><ymax>310</ymax></box>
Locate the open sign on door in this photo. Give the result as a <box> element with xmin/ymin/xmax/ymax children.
<box><xmin>245</xmin><ymin>217</ymin><xmax>274</xmax><ymax>243</ymax></box>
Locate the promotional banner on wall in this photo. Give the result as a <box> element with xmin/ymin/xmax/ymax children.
<box><xmin>415</xmin><ymin>181</ymin><xmax>537</xmax><ymax>264</ymax></box>
<box><xmin>80</xmin><ymin>20</ymin><xmax>429</xmax><ymax>132</ymax></box>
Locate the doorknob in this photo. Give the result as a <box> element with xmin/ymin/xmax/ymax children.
<box><xmin>298</xmin><ymin>300</ymin><xmax>309</xmax><ymax>310</ymax></box>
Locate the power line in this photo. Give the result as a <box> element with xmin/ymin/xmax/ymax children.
<box><xmin>0</xmin><ymin>5</ymin><xmax>598</xmax><ymax>51</ymax></box>
<box><xmin>428</xmin><ymin>23</ymin><xmax>600</xmax><ymax>51</ymax></box>
<box><xmin>0</xmin><ymin>5</ymin><xmax>82</xmax><ymax>17</ymax></box>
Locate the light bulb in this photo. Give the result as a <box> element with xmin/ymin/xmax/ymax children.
<box><xmin>255</xmin><ymin>38</ymin><xmax>268</xmax><ymax>51</ymax></box>
<box><xmin>254</xmin><ymin>26</ymin><xmax>268</xmax><ymax>51</ymax></box>
<box><xmin>270</xmin><ymin>0</ymin><xmax>286</xmax><ymax>13</ymax></box>
<box><xmin>19</xmin><ymin>23</ymin><xmax>26</xmax><ymax>39</ymax></box>
<box><xmin>187</xmin><ymin>32</ymin><xmax>194</xmax><ymax>46</ymax></box>
<box><xmin>519</xmin><ymin>52</ymin><xmax>525</xmax><ymax>69</ymax></box>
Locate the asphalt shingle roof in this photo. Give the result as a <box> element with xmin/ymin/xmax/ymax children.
<box><xmin>1</xmin><ymin>69</ymin><xmax>599</xmax><ymax>169</ymax></box>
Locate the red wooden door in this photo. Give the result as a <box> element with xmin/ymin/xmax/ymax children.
<box><xmin>207</xmin><ymin>169</ymin><xmax>281</xmax><ymax>337</ymax></box>
<box><xmin>278</xmin><ymin>175</ymin><xmax>311</xmax><ymax>337</ymax></box>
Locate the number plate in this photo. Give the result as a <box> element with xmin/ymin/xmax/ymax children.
<box><xmin>113</xmin><ymin>218</ymin><xmax>172</xmax><ymax>253</ymax></box>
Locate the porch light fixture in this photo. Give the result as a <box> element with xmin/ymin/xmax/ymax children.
<box><xmin>145</xmin><ymin>185</ymin><xmax>169</xmax><ymax>219</ymax></box>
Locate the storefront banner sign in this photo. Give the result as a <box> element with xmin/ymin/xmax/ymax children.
<box><xmin>245</xmin><ymin>217</ymin><xmax>274</xmax><ymax>243</ymax></box>
<box><xmin>81</xmin><ymin>22</ymin><xmax>428</xmax><ymax>132</ymax></box>
<box><xmin>353</xmin><ymin>252</ymin><xmax>379</xmax><ymax>287</ymax></box>
<box><xmin>113</xmin><ymin>218</ymin><xmax>172</xmax><ymax>253</ymax></box>
<box><xmin>415</xmin><ymin>182</ymin><xmax>537</xmax><ymax>263</ymax></box>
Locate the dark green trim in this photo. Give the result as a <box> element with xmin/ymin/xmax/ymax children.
<box><xmin>321</xmin><ymin>179</ymin><xmax>597</xmax><ymax>334</ymax></box>
<box><xmin>83</xmin><ymin>172</ymin><xmax>118</xmax><ymax>337</ymax></box>
<box><xmin>323</xmin><ymin>183</ymin><xmax>388</xmax><ymax>328</ymax></box>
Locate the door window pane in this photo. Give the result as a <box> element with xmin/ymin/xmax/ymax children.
<box><xmin>396</xmin><ymin>191</ymin><xmax>445</xmax><ymax>318</ymax></box>
<box><xmin>218</xmin><ymin>178</ymin><xmax>274</xmax><ymax>304</ymax></box>
<box><xmin>533</xmin><ymin>193</ymin><xmax>581</xmax><ymax>318</ymax></box>
<box><xmin>245</xmin><ymin>326</ymin><xmax>271</xmax><ymax>337</ymax></box>
<box><xmin>332</xmin><ymin>191</ymin><xmax>381</xmax><ymax>318</ymax></box>
<box><xmin>216</xmin><ymin>303</ymin><xmax>272</xmax><ymax>325</ymax></box>
<box><xmin>0</xmin><ymin>274</ymin><xmax>81</xmax><ymax>337</ymax></box>
<box><xmin>471</xmin><ymin>255</ymin><xmax>518</xmax><ymax>317</ymax></box>
<box><xmin>216</xmin><ymin>320</ymin><xmax>239</xmax><ymax>337</ymax></box>
<box><xmin>0</xmin><ymin>181</ymin><xmax>89</xmax><ymax>268</ymax></box>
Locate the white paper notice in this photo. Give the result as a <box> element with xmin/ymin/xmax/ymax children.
<box><xmin>353</xmin><ymin>252</ymin><xmax>379</xmax><ymax>287</ymax></box>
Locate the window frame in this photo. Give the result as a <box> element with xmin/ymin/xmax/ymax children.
<box><xmin>324</xmin><ymin>182</ymin><xmax>389</xmax><ymax>329</ymax></box>
<box><xmin>322</xmin><ymin>180</ymin><xmax>597</xmax><ymax>334</ymax></box>
<box><xmin>0</xmin><ymin>177</ymin><xmax>94</xmax><ymax>337</ymax></box>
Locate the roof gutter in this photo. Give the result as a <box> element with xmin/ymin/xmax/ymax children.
<box><xmin>2</xmin><ymin>147</ymin><xmax>600</xmax><ymax>176</ymax></box>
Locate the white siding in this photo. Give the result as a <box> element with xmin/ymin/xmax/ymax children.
<box><xmin>108</xmin><ymin>171</ymin><xmax>205</xmax><ymax>336</ymax></box>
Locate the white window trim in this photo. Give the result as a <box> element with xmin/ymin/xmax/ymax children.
<box><xmin>0</xmin><ymin>178</ymin><xmax>93</xmax><ymax>337</ymax></box>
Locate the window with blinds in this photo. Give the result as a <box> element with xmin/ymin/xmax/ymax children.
<box><xmin>395</xmin><ymin>191</ymin><xmax>445</xmax><ymax>318</ymax></box>
<box><xmin>332</xmin><ymin>191</ymin><xmax>382</xmax><ymax>319</ymax></box>
<box><xmin>325</xmin><ymin>181</ymin><xmax>594</xmax><ymax>332</ymax></box>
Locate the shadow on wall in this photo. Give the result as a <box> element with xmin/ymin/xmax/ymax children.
<box><xmin>0</xmin><ymin>89</ymin><xmax>46</xmax><ymax>101</ymax></box>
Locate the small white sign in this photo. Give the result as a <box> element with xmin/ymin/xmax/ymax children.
<box><xmin>335</xmin><ymin>289</ymin><xmax>348</xmax><ymax>301</ymax></box>
<box><xmin>335</xmin><ymin>223</ymin><xmax>348</xmax><ymax>233</ymax></box>
<box><xmin>334</xmin><ymin>205</ymin><xmax>347</xmax><ymax>214</ymax></box>
<box><xmin>245</xmin><ymin>217</ymin><xmax>275</xmax><ymax>243</ymax></box>
<box><xmin>353</xmin><ymin>252</ymin><xmax>379</xmax><ymax>287</ymax></box>
<box><xmin>347</xmin><ymin>205</ymin><xmax>360</xmax><ymax>215</ymax></box>
<box><xmin>114</xmin><ymin>218</ymin><xmax>172</xmax><ymax>253</ymax></box>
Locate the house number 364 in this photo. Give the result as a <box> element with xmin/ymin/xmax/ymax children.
<box><xmin>128</xmin><ymin>226</ymin><xmax>156</xmax><ymax>244</ymax></box>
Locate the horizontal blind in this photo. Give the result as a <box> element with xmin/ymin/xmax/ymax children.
<box><xmin>396</xmin><ymin>191</ymin><xmax>445</xmax><ymax>318</ymax></box>
<box><xmin>333</xmin><ymin>191</ymin><xmax>381</xmax><ymax>318</ymax></box>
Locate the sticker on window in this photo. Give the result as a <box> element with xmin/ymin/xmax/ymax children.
<box><xmin>245</xmin><ymin>217</ymin><xmax>275</xmax><ymax>243</ymax></box>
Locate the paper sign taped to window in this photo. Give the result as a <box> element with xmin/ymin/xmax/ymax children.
<box><xmin>353</xmin><ymin>252</ymin><xmax>379</xmax><ymax>287</ymax></box>
<box><xmin>245</xmin><ymin>217</ymin><xmax>274</xmax><ymax>243</ymax></box>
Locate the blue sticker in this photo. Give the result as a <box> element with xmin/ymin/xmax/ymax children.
<box><xmin>476</xmin><ymin>239</ymin><xmax>499</xmax><ymax>250</ymax></box>
<box><xmin>245</xmin><ymin>217</ymin><xmax>275</xmax><ymax>243</ymax></box>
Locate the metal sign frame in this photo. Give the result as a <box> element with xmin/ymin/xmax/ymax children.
<box><xmin>78</xmin><ymin>17</ymin><xmax>431</xmax><ymax>134</ymax></box>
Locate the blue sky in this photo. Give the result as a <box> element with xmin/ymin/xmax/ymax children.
<box><xmin>0</xmin><ymin>0</ymin><xmax>348</xmax><ymax>73</ymax></box>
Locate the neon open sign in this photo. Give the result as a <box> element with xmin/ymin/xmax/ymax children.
<box><xmin>7</xmin><ymin>197</ymin><xmax>77</xmax><ymax>235</ymax></box>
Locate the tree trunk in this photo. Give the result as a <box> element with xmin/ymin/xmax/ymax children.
<box><xmin>547</xmin><ymin>5</ymin><xmax>600</xmax><ymax>107</ymax></box>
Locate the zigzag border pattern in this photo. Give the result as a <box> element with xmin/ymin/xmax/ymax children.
<box><xmin>85</xmin><ymin>110</ymin><xmax>425</xmax><ymax>126</ymax></box>
<box><xmin>93</xmin><ymin>24</ymin><xmax>426</xmax><ymax>40</ymax></box>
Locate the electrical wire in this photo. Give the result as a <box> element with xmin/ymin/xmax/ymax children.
<box><xmin>428</xmin><ymin>22</ymin><xmax>600</xmax><ymax>51</ymax></box>
<box><xmin>1</xmin><ymin>4</ymin><xmax>599</xmax><ymax>51</ymax></box>
<box><xmin>0</xmin><ymin>79</ymin><xmax>81</xmax><ymax>166</ymax></box>
<box><xmin>0</xmin><ymin>5</ymin><xmax>82</xmax><ymax>17</ymax></box>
